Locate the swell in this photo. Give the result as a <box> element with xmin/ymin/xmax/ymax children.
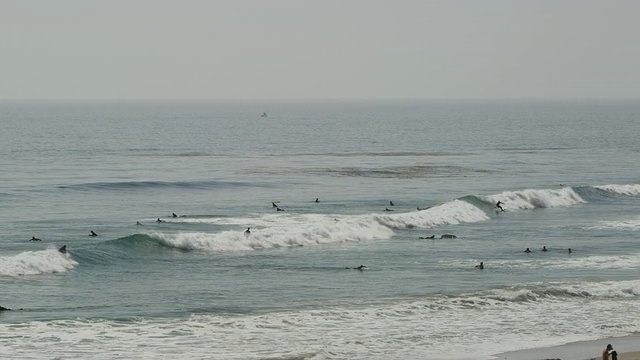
<box><xmin>46</xmin><ymin>183</ymin><xmax>640</xmax><ymax>259</ymax></box>
<box><xmin>57</xmin><ymin>179</ymin><xmax>267</xmax><ymax>192</ymax></box>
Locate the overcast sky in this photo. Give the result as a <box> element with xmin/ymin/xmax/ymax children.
<box><xmin>1</xmin><ymin>0</ymin><xmax>639</xmax><ymax>100</ymax></box>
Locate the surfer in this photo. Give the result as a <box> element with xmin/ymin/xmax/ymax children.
<box><xmin>496</xmin><ymin>201</ymin><xmax>505</xmax><ymax>212</ymax></box>
<box><xmin>315</xmin><ymin>198</ymin><xmax>319</xmax><ymax>203</ymax></box>
<box><xmin>30</xmin><ymin>236</ymin><xmax>42</xmax><ymax>242</ymax></box>
<box><xmin>58</xmin><ymin>245</ymin><xmax>67</xmax><ymax>254</ymax></box>
<box><xmin>389</xmin><ymin>201</ymin><xmax>395</xmax><ymax>206</ymax></box>
<box><xmin>524</xmin><ymin>248</ymin><xmax>532</xmax><ymax>253</ymax></box>
<box><xmin>475</xmin><ymin>262</ymin><xmax>484</xmax><ymax>270</ymax></box>
<box><xmin>419</xmin><ymin>235</ymin><xmax>435</xmax><ymax>239</ymax></box>
<box><xmin>172</xmin><ymin>213</ymin><xmax>178</xmax><ymax>218</ymax></box>
<box><xmin>272</xmin><ymin>202</ymin><xmax>278</xmax><ymax>208</ymax></box>
<box><xmin>89</xmin><ymin>231</ymin><xmax>98</xmax><ymax>237</ymax></box>
<box><xmin>276</xmin><ymin>207</ymin><xmax>285</xmax><ymax>211</ymax></box>
<box><xmin>244</xmin><ymin>227</ymin><xmax>251</xmax><ymax>236</ymax></box>
<box><xmin>384</xmin><ymin>208</ymin><xmax>394</xmax><ymax>212</ymax></box>
<box><xmin>0</xmin><ymin>305</ymin><xmax>11</xmax><ymax>312</ymax></box>
<box><xmin>541</xmin><ymin>246</ymin><xmax>548</xmax><ymax>252</ymax></box>
<box><xmin>417</xmin><ymin>207</ymin><xmax>430</xmax><ymax>211</ymax></box>
<box><xmin>136</xmin><ymin>221</ymin><xmax>142</xmax><ymax>226</ymax></box>
<box><xmin>568</xmin><ymin>248</ymin><xmax>572</xmax><ymax>254</ymax></box>
<box><xmin>346</xmin><ymin>265</ymin><xmax>367</xmax><ymax>270</ymax></box>
<box><xmin>440</xmin><ymin>234</ymin><xmax>457</xmax><ymax>239</ymax></box>
<box><xmin>156</xmin><ymin>218</ymin><xmax>163</xmax><ymax>223</ymax></box>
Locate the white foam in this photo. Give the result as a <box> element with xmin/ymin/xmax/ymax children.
<box><xmin>588</xmin><ymin>217</ymin><xmax>640</xmax><ymax>231</ymax></box>
<box><xmin>2</xmin><ymin>280</ymin><xmax>639</xmax><ymax>359</ymax></box>
<box><xmin>483</xmin><ymin>187</ymin><xmax>585</xmax><ymax>210</ymax></box>
<box><xmin>148</xmin><ymin>216</ymin><xmax>395</xmax><ymax>252</ymax></box>
<box><xmin>595</xmin><ymin>184</ymin><xmax>640</xmax><ymax>196</ymax></box>
<box><xmin>373</xmin><ymin>199</ymin><xmax>490</xmax><ymax>229</ymax></box>
<box><xmin>0</xmin><ymin>248</ymin><xmax>78</xmax><ymax>276</ymax></box>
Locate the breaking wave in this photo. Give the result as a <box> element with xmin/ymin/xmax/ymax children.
<box><xmin>0</xmin><ymin>247</ymin><xmax>78</xmax><ymax>277</ymax></box>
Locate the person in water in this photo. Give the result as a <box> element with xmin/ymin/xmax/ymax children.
<box><xmin>156</xmin><ymin>218</ymin><xmax>163</xmax><ymax>223</ymax></box>
<box><xmin>0</xmin><ymin>305</ymin><xmax>11</xmax><ymax>312</ymax></box>
<box><xmin>389</xmin><ymin>201</ymin><xmax>395</xmax><ymax>206</ymax></box>
<box><xmin>568</xmin><ymin>248</ymin><xmax>572</xmax><ymax>254</ymax></box>
<box><xmin>136</xmin><ymin>221</ymin><xmax>142</xmax><ymax>226</ymax></box>
<box><xmin>90</xmin><ymin>231</ymin><xmax>98</xmax><ymax>237</ymax></box>
<box><xmin>172</xmin><ymin>213</ymin><xmax>178</xmax><ymax>218</ymax></box>
<box><xmin>346</xmin><ymin>265</ymin><xmax>367</xmax><ymax>270</ymax></box>
<box><xmin>475</xmin><ymin>262</ymin><xmax>484</xmax><ymax>270</ymax></box>
<box><xmin>244</xmin><ymin>228</ymin><xmax>251</xmax><ymax>236</ymax></box>
<box><xmin>541</xmin><ymin>246</ymin><xmax>548</xmax><ymax>252</ymax></box>
<box><xmin>58</xmin><ymin>245</ymin><xmax>67</xmax><ymax>254</ymax></box>
<box><xmin>524</xmin><ymin>248</ymin><xmax>532</xmax><ymax>253</ymax></box>
<box><xmin>276</xmin><ymin>207</ymin><xmax>285</xmax><ymax>211</ymax></box>
<box><xmin>384</xmin><ymin>208</ymin><xmax>394</xmax><ymax>212</ymax></box>
<box><xmin>419</xmin><ymin>235</ymin><xmax>435</xmax><ymax>239</ymax></box>
<box><xmin>315</xmin><ymin>198</ymin><xmax>319</xmax><ymax>203</ymax></box>
<box><xmin>30</xmin><ymin>236</ymin><xmax>42</xmax><ymax>242</ymax></box>
<box><xmin>496</xmin><ymin>201</ymin><xmax>505</xmax><ymax>212</ymax></box>
<box><xmin>272</xmin><ymin>202</ymin><xmax>278</xmax><ymax>208</ymax></box>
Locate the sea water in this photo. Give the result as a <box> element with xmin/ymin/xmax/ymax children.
<box><xmin>1</xmin><ymin>100</ymin><xmax>639</xmax><ymax>359</ymax></box>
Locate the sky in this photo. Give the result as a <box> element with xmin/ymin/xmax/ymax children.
<box><xmin>1</xmin><ymin>0</ymin><xmax>639</xmax><ymax>100</ymax></box>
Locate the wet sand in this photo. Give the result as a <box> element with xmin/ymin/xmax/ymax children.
<box><xmin>494</xmin><ymin>335</ymin><xmax>640</xmax><ymax>360</ymax></box>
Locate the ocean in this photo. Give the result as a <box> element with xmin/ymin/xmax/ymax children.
<box><xmin>0</xmin><ymin>100</ymin><xmax>639</xmax><ymax>360</ymax></box>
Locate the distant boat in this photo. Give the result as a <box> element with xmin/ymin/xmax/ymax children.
<box><xmin>261</xmin><ymin>112</ymin><xmax>267</xmax><ymax>117</ymax></box>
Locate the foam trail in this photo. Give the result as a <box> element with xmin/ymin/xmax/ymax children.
<box><xmin>587</xmin><ymin>216</ymin><xmax>640</xmax><ymax>231</ymax></box>
<box><xmin>595</xmin><ymin>184</ymin><xmax>640</xmax><ymax>196</ymax></box>
<box><xmin>482</xmin><ymin>187</ymin><xmax>585</xmax><ymax>210</ymax></box>
<box><xmin>0</xmin><ymin>248</ymin><xmax>78</xmax><ymax>276</ymax></box>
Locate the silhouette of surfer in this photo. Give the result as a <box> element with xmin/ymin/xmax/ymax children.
<box><xmin>136</xmin><ymin>221</ymin><xmax>142</xmax><ymax>226</ymax></box>
<box><xmin>496</xmin><ymin>201</ymin><xmax>505</xmax><ymax>212</ymax></box>
<box><xmin>389</xmin><ymin>201</ymin><xmax>395</xmax><ymax>206</ymax></box>
<box><xmin>156</xmin><ymin>218</ymin><xmax>163</xmax><ymax>223</ymax></box>
<box><xmin>524</xmin><ymin>248</ymin><xmax>532</xmax><ymax>253</ymax></box>
<box><xmin>568</xmin><ymin>248</ymin><xmax>572</xmax><ymax>254</ymax></box>
<box><xmin>346</xmin><ymin>265</ymin><xmax>367</xmax><ymax>270</ymax></box>
<box><xmin>475</xmin><ymin>262</ymin><xmax>484</xmax><ymax>270</ymax></box>
<box><xmin>0</xmin><ymin>305</ymin><xmax>11</xmax><ymax>312</ymax></box>
<box><xmin>276</xmin><ymin>207</ymin><xmax>285</xmax><ymax>211</ymax></box>
<box><xmin>541</xmin><ymin>246</ymin><xmax>548</xmax><ymax>252</ymax></box>
<box><xmin>244</xmin><ymin>227</ymin><xmax>251</xmax><ymax>236</ymax></box>
<box><xmin>272</xmin><ymin>202</ymin><xmax>279</xmax><ymax>208</ymax></box>
<box><xmin>30</xmin><ymin>236</ymin><xmax>42</xmax><ymax>242</ymax></box>
<box><xmin>384</xmin><ymin>208</ymin><xmax>394</xmax><ymax>212</ymax></box>
<box><xmin>419</xmin><ymin>235</ymin><xmax>435</xmax><ymax>239</ymax></box>
<box><xmin>58</xmin><ymin>245</ymin><xmax>67</xmax><ymax>254</ymax></box>
<box><xmin>315</xmin><ymin>198</ymin><xmax>319</xmax><ymax>203</ymax></box>
<box><xmin>89</xmin><ymin>231</ymin><xmax>98</xmax><ymax>237</ymax></box>
<box><xmin>172</xmin><ymin>213</ymin><xmax>178</xmax><ymax>218</ymax></box>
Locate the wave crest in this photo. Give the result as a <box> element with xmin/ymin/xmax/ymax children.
<box><xmin>481</xmin><ymin>187</ymin><xmax>585</xmax><ymax>210</ymax></box>
<box><xmin>595</xmin><ymin>184</ymin><xmax>640</xmax><ymax>196</ymax></box>
<box><xmin>0</xmin><ymin>248</ymin><xmax>78</xmax><ymax>276</ymax></box>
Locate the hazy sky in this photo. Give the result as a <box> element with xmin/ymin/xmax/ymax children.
<box><xmin>1</xmin><ymin>0</ymin><xmax>639</xmax><ymax>100</ymax></box>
